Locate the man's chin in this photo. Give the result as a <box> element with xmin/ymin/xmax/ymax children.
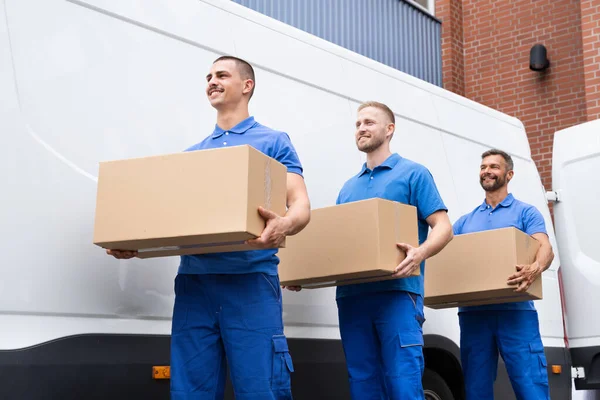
<box><xmin>481</xmin><ymin>183</ymin><xmax>499</xmax><ymax>192</ymax></box>
<box><xmin>209</xmin><ymin>99</ymin><xmax>225</xmax><ymax>109</ymax></box>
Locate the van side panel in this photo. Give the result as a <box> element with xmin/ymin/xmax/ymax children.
<box><xmin>553</xmin><ymin>120</ymin><xmax>600</xmax><ymax>390</ymax></box>
<box><xmin>1</xmin><ymin>0</ymin><xmax>573</xmax><ymax>397</ymax></box>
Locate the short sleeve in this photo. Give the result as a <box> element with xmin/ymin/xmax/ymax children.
<box><xmin>523</xmin><ymin>205</ymin><xmax>547</xmax><ymax>236</ymax></box>
<box><xmin>409</xmin><ymin>167</ymin><xmax>448</xmax><ymax>221</ymax></box>
<box><xmin>273</xmin><ymin>133</ymin><xmax>303</xmax><ymax>176</ymax></box>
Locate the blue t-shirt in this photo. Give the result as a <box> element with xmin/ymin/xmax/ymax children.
<box><xmin>335</xmin><ymin>153</ymin><xmax>448</xmax><ymax>299</ymax></box>
<box><xmin>453</xmin><ymin>193</ymin><xmax>547</xmax><ymax>312</ymax></box>
<box><xmin>178</xmin><ymin>116</ymin><xmax>303</xmax><ymax>276</ymax></box>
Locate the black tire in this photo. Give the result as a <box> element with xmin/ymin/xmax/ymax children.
<box><xmin>423</xmin><ymin>368</ymin><xmax>455</xmax><ymax>400</ymax></box>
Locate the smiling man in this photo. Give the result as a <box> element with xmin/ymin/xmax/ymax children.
<box><xmin>333</xmin><ymin>101</ymin><xmax>453</xmax><ymax>399</ymax></box>
<box><xmin>453</xmin><ymin>149</ymin><xmax>554</xmax><ymax>400</ymax></box>
<box><xmin>107</xmin><ymin>56</ymin><xmax>310</xmax><ymax>400</ymax></box>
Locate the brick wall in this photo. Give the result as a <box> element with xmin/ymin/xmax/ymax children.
<box><xmin>581</xmin><ymin>0</ymin><xmax>600</xmax><ymax>121</ymax></box>
<box><xmin>436</xmin><ymin>0</ymin><xmax>596</xmax><ymax>191</ymax></box>
<box><xmin>437</xmin><ymin>0</ymin><xmax>465</xmax><ymax>96</ymax></box>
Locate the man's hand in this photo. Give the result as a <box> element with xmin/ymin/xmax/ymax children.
<box><xmin>282</xmin><ymin>285</ymin><xmax>302</xmax><ymax>292</ymax></box>
<box><xmin>106</xmin><ymin>249</ymin><xmax>138</xmax><ymax>259</ymax></box>
<box><xmin>246</xmin><ymin>206</ymin><xmax>292</xmax><ymax>249</ymax></box>
<box><xmin>507</xmin><ymin>261</ymin><xmax>542</xmax><ymax>292</ymax></box>
<box><xmin>392</xmin><ymin>243</ymin><xmax>425</xmax><ymax>278</ymax></box>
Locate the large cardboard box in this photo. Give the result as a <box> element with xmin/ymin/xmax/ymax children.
<box><xmin>424</xmin><ymin>227</ymin><xmax>542</xmax><ymax>309</ymax></box>
<box><xmin>278</xmin><ymin>198</ymin><xmax>419</xmax><ymax>288</ymax></box>
<box><xmin>93</xmin><ymin>145</ymin><xmax>287</xmax><ymax>258</ymax></box>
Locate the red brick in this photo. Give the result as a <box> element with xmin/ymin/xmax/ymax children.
<box><xmin>436</xmin><ymin>0</ymin><xmax>596</xmax><ymax>189</ymax></box>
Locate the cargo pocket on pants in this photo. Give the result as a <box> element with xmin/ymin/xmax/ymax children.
<box><xmin>390</xmin><ymin>330</ymin><xmax>424</xmax><ymax>378</ymax></box>
<box><xmin>272</xmin><ymin>335</ymin><xmax>294</xmax><ymax>389</ymax></box>
<box><xmin>529</xmin><ymin>342</ymin><xmax>548</xmax><ymax>383</ymax></box>
<box><xmin>399</xmin><ymin>330</ymin><xmax>424</xmax><ymax>348</ymax></box>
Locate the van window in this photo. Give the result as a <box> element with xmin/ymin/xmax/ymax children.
<box><xmin>562</xmin><ymin>154</ymin><xmax>600</xmax><ymax>263</ymax></box>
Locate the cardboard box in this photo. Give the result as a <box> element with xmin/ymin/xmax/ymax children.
<box><xmin>93</xmin><ymin>145</ymin><xmax>287</xmax><ymax>258</ymax></box>
<box><xmin>424</xmin><ymin>227</ymin><xmax>542</xmax><ymax>309</ymax></box>
<box><xmin>278</xmin><ymin>198</ymin><xmax>419</xmax><ymax>288</ymax></box>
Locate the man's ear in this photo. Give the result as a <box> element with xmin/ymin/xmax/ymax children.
<box><xmin>243</xmin><ymin>79</ymin><xmax>255</xmax><ymax>96</ymax></box>
<box><xmin>387</xmin><ymin>123</ymin><xmax>395</xmax><ymax>138</ymax></box>
<box><xmin>506</xmin><ymin>170</ymin><xmax>515</xmax><ymax>182</ymax></box>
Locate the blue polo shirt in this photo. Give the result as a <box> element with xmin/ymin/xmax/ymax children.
<box><xmin>335</xmin><ymin>153</ymin><xmax>447</xmax><ymax>299</ymax></box>
<box><xmin>453</xmin><ymin>193</ymin><xmax>547</xmax><ymax>312</ymax></box>
<box><xmin>177</xmin><ymin>116</ymin><xmax>303</xmax><ymax>276</ymax></box>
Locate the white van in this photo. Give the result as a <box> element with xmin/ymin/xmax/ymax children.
<box><xmin>1</xmin><ymin>0</ymin><xmax>597</xmax><ymax>399</ymax></box>
<box><xmin>552</xmin><ymin>119</ymin><xmax>600</xmax><ymax>399</ymax></box>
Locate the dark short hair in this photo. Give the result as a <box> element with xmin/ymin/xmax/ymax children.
<box><xmin>358</xmin><ymin>101</ymin><xmax>395</xmax><ymax>124</ymax></box>
<box><xmin>481</xmin><ymin>149</ymin><xmax>514</xmax><ymax>171</ymax></box>
<box><xmin>213</xmin><ymin>56</ymin><xmax>256</xmax><ymax>98</ymax></box>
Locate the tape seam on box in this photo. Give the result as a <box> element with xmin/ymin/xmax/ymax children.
<box><xmin>264</xmin><ymin>157</ymin><xmax>271</xmax><ymax>210</ymax></box>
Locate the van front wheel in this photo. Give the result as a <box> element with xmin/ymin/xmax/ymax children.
<box><xmin>423</xmin><ymin>368</ymin><xmax>454</xmax><ymax>400</ymax></box>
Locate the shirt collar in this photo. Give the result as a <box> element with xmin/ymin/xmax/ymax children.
<box><xmin>359</xmin><ymin>153</ymin><xmax>401</xmax><ymax>177</ymax></box>
<box><xmin>212</xmin><ymin>116</ymin><xmax>257</xmax><ymax>139</ymax></box>
<box><xmin>478</xmin><ymin>193</ymin><xmax>515</xmax><ymax>211</ymax></box>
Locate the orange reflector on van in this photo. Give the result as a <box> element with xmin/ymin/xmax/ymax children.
<box><xmin>153</xmin><ymin>366</ymin><xmax>171</xmax><ymax>379</ymax></box>
<box><xmin>552</xmin><ymin>365</ymin><xmax>562</xmax><ymax>374</ymax></box>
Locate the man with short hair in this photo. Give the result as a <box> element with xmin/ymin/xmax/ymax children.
<box><xmin>454</xmin><ymin>149</ymin><xmax>554</xmax><ymax>400</ymax></box>
<box><xmin>108</xmin><ymin>56</ymin><xmax>311</xmax><ymax>400</ymax></box>
<box><xmin>333</xmin><ymin>101</ymin><xmax>453</xmax><ymax>399</ymax></box>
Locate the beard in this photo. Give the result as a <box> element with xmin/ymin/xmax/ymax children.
<box><xmin>480</xmin><ymin>173</ymin><xmax>507</xmax><ymax>192</ymax></box>
<box><xmin>357</xmin><ymin>135</ymin><xmax>385</xmax><ymax>153</ymax></box>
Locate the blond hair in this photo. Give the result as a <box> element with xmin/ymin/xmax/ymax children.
<box><xmin>358</xmin><ymin>101</ymin><xmax>395</xmax><ymax>124</ymax></box>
